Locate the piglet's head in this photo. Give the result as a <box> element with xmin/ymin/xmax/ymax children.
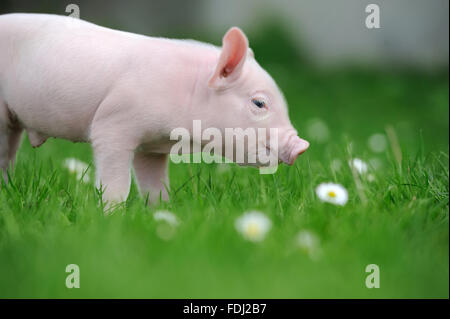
<box><xmin>207</xmin><ymin>27</ymin><xmax>309</xmax><ymax>168</ymax></box>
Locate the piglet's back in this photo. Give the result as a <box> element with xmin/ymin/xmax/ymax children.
<box><xmin>0</xmin><ymin>13</ymin><xmax>144</xmax><ymax>142</ymax></box>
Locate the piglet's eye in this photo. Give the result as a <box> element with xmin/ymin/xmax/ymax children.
<box><xmin>252</xmin><ymin>99</ymin><xmax>266</xmax><ymax>108</ymax></box>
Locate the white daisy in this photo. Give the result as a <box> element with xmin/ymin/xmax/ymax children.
<box><xmin>349</xmin><ymin>158</ymin><xmax>368</xmax><ymax>174</ymax></box>
<box><xmin>153</xmin><ymin>210</ymin><xmax>179</xmax><ymax>226</ymax></box>
<box><xmin>368</xmin><ymin>133</ymin><xmax>387</xmax><ymax>153</ymax></box>
<box><xmin>316</xmin><ymin>182</ymin><xmax>348</xmax><ymax>206</ymax></box>
<box><xmin>296</xmin><ymin>230</ymin><xmax>321</xmax><ymax>259</ymax></box>
<box><xmin>64</xmin><ymin>158</ymin><xmax>90</xmax><ymax>182</ymax></box>
<box><xmin>156</xmin><ymin>223</ymin><xmax>176</xmax><ymax>241</ymax></box>
<box><xmin>235</xmin><ymin>211</ymin><xmax>272</xmax><ymax>242</ymax></box>
<box><xmin>306</xmin><ymin>118</ymin><xmax>330</xmax><ymax>143</ymax></box>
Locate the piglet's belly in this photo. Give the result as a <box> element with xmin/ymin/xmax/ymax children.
<box><xmin>10</xmin><ymin>98</ymin><xmax>99</xmax><ymax>144</ymax></box>
<box><xmin>4</xmin><ymin>51</ymin><xmax>113</xmax><ymax>144</ymax></box>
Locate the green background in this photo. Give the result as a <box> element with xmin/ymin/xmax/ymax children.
<box><xmin>0</xmin><ymin>22</ymin><xmax>448</xmax><ymax>298</ymax></box>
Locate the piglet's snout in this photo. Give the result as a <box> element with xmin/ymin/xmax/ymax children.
<box><xmin>281</xmin><ymin>135</ymin><xmax>309</xmax><ymax>165</ymax></box>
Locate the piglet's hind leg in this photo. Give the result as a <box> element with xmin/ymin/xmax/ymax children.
<box><xmin>0</xmin><ymin>102</ymin><xmax>23</xmax><ymax>183</ymax></box>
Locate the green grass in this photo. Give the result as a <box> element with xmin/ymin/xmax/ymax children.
<box><xmin>0</xmin><ymin>65</ymin><xmax>448</xmax><ymax>298</ymax></box>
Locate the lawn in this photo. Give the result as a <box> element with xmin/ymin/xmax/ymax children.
<box><xmin>0</xmin><ymin>32</ymin><xmax>448</xmax><ymax>298</ymax></box>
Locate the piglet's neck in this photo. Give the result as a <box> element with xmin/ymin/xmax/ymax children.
<box><xmin>173</xmin><ymin>41</ymin><xmax>221</xmax><ymax>130</ymax></box>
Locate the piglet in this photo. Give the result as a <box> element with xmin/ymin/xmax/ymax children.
<box><xmin>0</xmin><ymin>13</ymin><xmax>309</xmax><ymax>205</ymax></box>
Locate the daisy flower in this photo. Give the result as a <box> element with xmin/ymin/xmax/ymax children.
<box><xmin>316</xmin><ymin>182</ymin><xmax>348</xmax><ymax>206</ymax></box>
<box><xmin>154</xmin><ymin>210</ymin><xmax>179</xmax><ymax>241</ymax></box>
<box><xmin>296</xmin><ymin>230</ymin><xmax>321</xmax><ymax>259</ymax></box>
<box><xmin>349</xmin><ymin>158</ymin><xmax>368</xmax><ymax>174</ymax></box>
<box><xmin>368</xmin><ymin>133</ymin><xmax>387</xmax><ymax>153</ymax></box>
<box><xmin>153</xmin><ymin>210</ymin><xmax>179</xmax><ymax>226</ymax></box>
<box><xmin>235</xmin><ymin>211</ymin><xmax>272</xmax><ymax>242</ymax></box>
<box><xmin>64</xmin><ymin>158</ymin><xmax>90</xmax><ymax>182</ymax></box>
<box><xmin>306</xmin><ymin>118</ymin><xmax>330</xmax><ymax>143</ymax></box>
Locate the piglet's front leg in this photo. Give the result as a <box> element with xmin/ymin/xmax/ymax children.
<box><xmin>133</xmin><ymin>152</ymin><xmax>169</xmax><ymax>204</ymax></box>
<box><xmin>93</xmin><ymin>140</ymin><xmax>134</xmax><ymax>208</ymax></box>
<box><xmin>89</xmin><ymin>91</ymin><xmax>140</xmax><ymax>209</ymax></box>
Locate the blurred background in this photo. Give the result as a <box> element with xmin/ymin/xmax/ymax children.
<box><xmin>0</xmin><ymin>1</ymin><xmax>448</xmax><ymax>298</ymax></box>
<box><xmin>0</xmin><ymin>0</ymin><xmax>448</xmax><ymax>152</ymax></box>
<box><xmin>1</xmin><ymin>0</ymin><xmax>448</xmax><ymax>68</ymax></box>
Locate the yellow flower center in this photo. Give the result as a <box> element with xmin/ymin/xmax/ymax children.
<box><xmin>328</xmin><ymin>191</ymin><xmax>337</xmax><ymax>198</ymax></box>
<box><xmin>247</xmin><ymin>223</ymin><xmax>260</xmax><ymax>237</ymax></box>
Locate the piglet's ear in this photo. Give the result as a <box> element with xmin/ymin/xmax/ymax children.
<box><xmin>248</xmin><ymin>47</ymin><xmax>255</xmax><ymax>58</ymax></box>
<box><xmin>208</xmin><ymin>27</ymin><xmax>249</xmax><ymax>88</ymax></box>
